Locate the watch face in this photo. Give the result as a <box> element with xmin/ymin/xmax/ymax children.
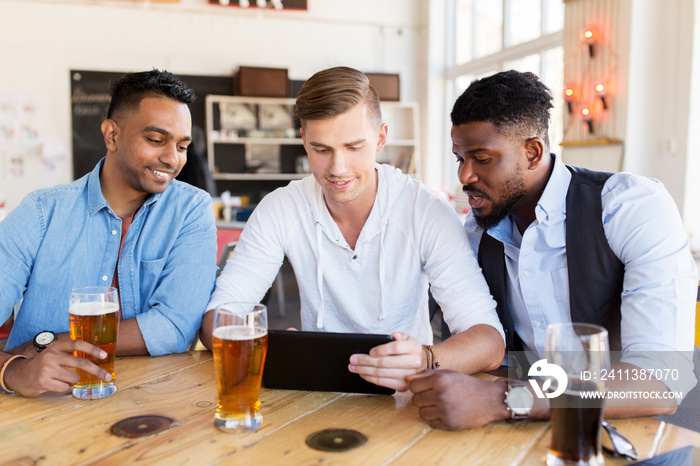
<box><xmin>508</xmin><ymin>386</ymin><xmax>534</xmax><ymax>415</ymax></box>
<box><xmin>35</xmin><ymin>331</ymin><xmax>55</xmax><ymax>346</ymax></box>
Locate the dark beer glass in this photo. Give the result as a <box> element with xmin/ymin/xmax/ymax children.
<box><xmin>546</xmin><ymin>323</ymin><xmax>610</xmax><ymax>466</ymax></box>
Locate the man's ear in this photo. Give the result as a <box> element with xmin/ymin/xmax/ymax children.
<box><xmin>299</xmin><ymin>126</ymin><xmax>309</xmax><ymax>153</ymax></box>
<box><xmin>524</xmin><ymin>137</ymin><xmax>545</xmax><ymax>170</ymax></box>
<box><xmin>376</xmin><ymin>123</ymin><xmax>388</xmax><ymax>152</ymax></box>
<box><xmin>101</xmin><ymin>119</ymin><xmax>119</xmax><ymax>151</ymax></box>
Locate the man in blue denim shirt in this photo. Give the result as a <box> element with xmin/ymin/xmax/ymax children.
<box><xmin>0</xmin><ymin>69</ymin><xmax>218</xmax><ymax>397</ymax></box>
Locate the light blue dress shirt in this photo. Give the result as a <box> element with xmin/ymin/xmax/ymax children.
<box><xmin>465</xmin><ymin>154</ymin><xmax>698</xmax><ymax>394</ymax></box>
<box><xmin>0</xmin><ymin>159</ymin><xmax>218</xmax><ymax>355</ymax></box>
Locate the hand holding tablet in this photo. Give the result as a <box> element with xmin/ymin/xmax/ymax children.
<box><xmin>348</xmin><ymin>332</ymin><xmax>425</xmax><ymax>392</ymax></box>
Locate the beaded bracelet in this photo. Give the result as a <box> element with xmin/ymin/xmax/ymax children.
<box><xmin>0</xmin><ymin>354</ymin><xmax>28</xmax><ymax>394</ymax></box>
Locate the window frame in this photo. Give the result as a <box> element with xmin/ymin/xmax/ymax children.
<box><xmin>446</xmin><ymin>0</ymin><xmax>563</xmax><ymax>83</ymax></box>
<box><xmin>435</xmin><ymin>0</ymin><xmax>565</xmax><ymax>194</ymax></box>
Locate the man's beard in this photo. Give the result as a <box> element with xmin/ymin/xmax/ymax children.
<box><xmin>468</xmin><ymin>175</ymin><xmax>526</xmax><ymax>231</ymax></box>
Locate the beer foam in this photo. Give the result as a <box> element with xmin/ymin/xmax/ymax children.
<box><xmin>213</xmin><ymin>325</ymin><xmax>267</xmax><ymax>341</ymax></box>
<box><xmin>69</xmin><ymin>302</ymin><xmax>119</xmax><ymax>316</ymax></box>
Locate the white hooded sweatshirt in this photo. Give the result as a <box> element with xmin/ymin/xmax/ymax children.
<box><xmin>208</xmin><ymin>163</ymin><xmax>504</xmax><ymax>345</ymax></box>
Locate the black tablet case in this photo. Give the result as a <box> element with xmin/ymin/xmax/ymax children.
<box><xmin>262</xmin><ymin>330</ymin><xmax>396</xmax><ymax>395</ymax></box>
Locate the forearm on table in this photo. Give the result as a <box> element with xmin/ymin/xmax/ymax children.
<box><xmin>602</xmin><ymin>362</ymin><xmax>677</xmax><ymax>418</ymax></box>
<box><xmin>0</xmin><ymin>351</ymin><xmax>23</xmax><ymax>367</ymax></box>
<box><xmin>6</xmin><ymin>332</ymin><xmax>73</xmax><ymax>358</ymax></box>
<box><xmin>201</xmin><ymin>266</ymin><xmax>264</xmax><ymax>353</ymax></box>
<box><xmin>433</xmin><ymin>324</ymin><xmax>505</xmax><ymax>374</ymax></box>
<box><xmin>480</xmin><ymin>379</ymin><xmax>551</xmax><ymax>423</ymax></box>
<box><xmin>6</xmin><ymin>322</ymin><xmax>148</xmax><ymax>358</ymax></box>
<box><xmin>204</xmin><ymin>250</ymin><xmax>284</xmax><ymax>353</ymax></box>
<box><xmin>116</xmin><ymin>318</ymin><xmax>149</xmax><ymax>356</ymax></box>
<box><xmin>1</xmin><ymin>351</ymin><xmax>30</xmax><ymax>394</ymax></box>
<box><xmin>201</xmin><ymin>275</ymin><xmax>272</xmax><ymax>353</ymax></box>
<box><xmin>500</xmin><ymin>362</ymin><xmax>678</xmax><ymax>422</ymax></box>
<box><xmin>200</xmin><ymin>310</ymin><xmax>215</xmax><ymax>351</ymax></box>
<box><xmin>5</xmin><ymin>341</ymin><xmax>39</xmax><ymax>358</ymax></box>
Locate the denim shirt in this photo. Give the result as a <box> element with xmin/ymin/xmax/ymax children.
<box><xmin>0</xmin><ymin>159</ymin><xmax>218</xmax><ymax>355</ymax></box>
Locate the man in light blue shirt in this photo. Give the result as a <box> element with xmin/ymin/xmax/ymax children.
<box><xmin>0</xmin><ymin>69</ymin><xmax>217</xmax><ymax>397</ymax></box>
<box><xmin>408</xmin><ymin>70</ymin><xmax>698</xmax><ymax>430</ymax></box>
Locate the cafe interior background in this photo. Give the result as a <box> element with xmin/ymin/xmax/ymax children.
<box><xmin>0</xmin><ymin>0</ymin><xmax>699</xmax><ymax>276</ymax></box>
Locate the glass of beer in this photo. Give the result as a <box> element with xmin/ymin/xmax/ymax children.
<box><xmin>545</xmin><ymin>323</ymin><xmax>610</xmax><ymax>466</ymax></box>
<box><xmin>69</xmin><ymin>286</ymin><xmax>120</xmax><ymax>400</ymax></box>
<box><xmin>212</xmin><ymin>303</ymin><xmax>268</xmax><ymax>433</ymax></box>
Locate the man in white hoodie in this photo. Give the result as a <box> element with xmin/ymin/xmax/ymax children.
<box><xmin>202</xmin><ymin>66</ymin><xmax>505</xmax><ymax>391</ymax></box>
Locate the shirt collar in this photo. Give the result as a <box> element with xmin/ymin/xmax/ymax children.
<box><xmin>87</xmin><ymin>157</ymin><xmax>161</xmax><ymax>217</ymax></box>
<box><xmin>535</xmin><ymin>153</ymin><xmax>571</xmax><ymax>222</ymax></box>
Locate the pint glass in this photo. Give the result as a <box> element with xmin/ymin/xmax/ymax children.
<box><xmin>212</xmin><ymin>303</ymin><xmax>268</xmax><ymax>433</ymax></box>
<box><xmin>69</xmin><ymin>286</ymin><xmax>120</xmax><ymax>400</ymax></box>
<box><xmin>546</xmin><ymin>323</ymin><xmax>610</xmax><ymax>466</ymax></box>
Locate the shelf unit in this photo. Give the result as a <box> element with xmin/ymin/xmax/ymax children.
<box><xmin>205</xmin><ymin>95</ymin><xmax>420</xmax><ymax>196</ymax></box>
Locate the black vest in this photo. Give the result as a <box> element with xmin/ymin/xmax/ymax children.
<box><xmin>478</xmin><ymin>165</ymin><xmax>624</xmax><ymax>352</ymax></box>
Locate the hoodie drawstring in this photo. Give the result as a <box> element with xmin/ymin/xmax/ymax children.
<box><xmin>378</xmin><ymin>226</ymin><xmax>386</xmax><ymax>321</ymax></box>
<box><xmin>315</xmin><ymin>221</ymin><xmax>325</xmax><ymax>328</ymax></box>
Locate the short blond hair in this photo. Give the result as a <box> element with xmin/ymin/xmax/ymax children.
<box><xmin>294</xmin><ymin>66</ymin><xmax>382</xmax><ymax>128</ymax></box>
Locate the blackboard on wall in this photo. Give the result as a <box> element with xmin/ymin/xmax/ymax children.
<box><xmin>70</xmin><ymin>70</ymin><xmax>234</xmax><ymax>181</ymax></box>
<box><xmin>208</xmin><ymin>0</ymin><xmax>307</xmax><ymax>10</ymax></box>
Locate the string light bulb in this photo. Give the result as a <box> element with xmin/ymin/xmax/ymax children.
<box><xmin>595</xmin><ymin>84</ymin><xmax>608</xmax><ymax>109</ymax></box>
<box><xmin>581</xmin><ymin>108</ymin><xmax>593</xmax><ymax>134</ymax></box>
<box><xmin>583</xmin><ymin>29</ymin><xmax>596</xmax><ymax>58</ymax></box>
<box><xmin>564</xmin><ymin>88</ymin><xmax>575</xmax><ymax>114</ymax></box>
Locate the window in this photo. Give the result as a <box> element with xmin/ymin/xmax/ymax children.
<box><xmin>448</xmin><ymin>0</ymin><xmax>565</xmax><ymax>151</ymax></box>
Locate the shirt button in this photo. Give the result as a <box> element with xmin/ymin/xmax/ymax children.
<box><xmin>352</xmin><ymin>255</ymin><xmax>357</xmax><ymax>260</ymax></box>
<box><xmin>102</xmin><ymin>275</ymin><xmax>108</xmax><ymax>281</ymax></box>
<box><xmin>522</xmin><ymin>271</ymin><xmax>530</xmax><ymax>277</ymax></box>
<box><xmin>112</xmin><ymin>230</ymin><xmax>118</xmax><ymax>235</ymax></box>
<box><xmin>534</xmin><ymin>320</ymin><xmax>542</xmax><ymax>328</ymax></box>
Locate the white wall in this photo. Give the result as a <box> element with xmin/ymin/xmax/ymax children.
<box><xmin>624</xmin><ymin>0</ymin><xmax>694</xmax><ymax>214</ymax></box>
<box><xmin>560</xmin><ymin>0</ymin><xmax>699</xmax><ymax>243</ymax></box>
<box><xmin>0</xmin><ymin>0</ymin><xmax>428</xmax><ymax>211</ymax></box>
<box><xmin>686</xmin><ymin>0</ymin><xmax>700</xmax><ymax>251</ymax></box>
<box><xmin>422</xmin><ymin>0</ymin><xmax>450</xmax><ymax>193</ymax></box>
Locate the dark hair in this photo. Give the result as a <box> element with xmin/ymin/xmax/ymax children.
<box><xmin>106</xmin><ymin>69</ymin><xmax>196</xmax><ymax>120</ymax></box>
<box><xmin>451</xmin><ymin>70</ymin><xmax>553</xmax><ymax>149</ymax></box>
<box><xmin>294</xmin><ymin>66</ymin><xmax>381</xmax><ymax>128</ymax></box>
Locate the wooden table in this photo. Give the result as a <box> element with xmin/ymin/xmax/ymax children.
<box><xmin>2</xmin><ymin>351</ymin><xmax>700</xmax><ymax>465</ymax></box>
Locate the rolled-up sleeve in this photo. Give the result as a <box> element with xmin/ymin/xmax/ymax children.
<box><xmin>137</xmin><ymin>194</ymin><xmax>218</xmax><ymax>355</ymax></box>
<box><xmin>0</xmin><ymin>195</ymin><xmax>44</xmax><ymax>324</ymax></box>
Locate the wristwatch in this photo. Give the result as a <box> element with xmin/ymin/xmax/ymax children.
<box><xmin>33</xmin><ymin>330</ymin><xmax>56</xmax><ymax>352</ymax></box>
<box><xmin>505</xmin><ymin>382</ymin><xmax>534</xmax><ymax>422</ymax></box>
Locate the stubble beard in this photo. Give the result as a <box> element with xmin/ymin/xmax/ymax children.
<box><xmin>472</xmin><ymin>174</ymin><xmax>527</xmax><ymax>231</ymax></box>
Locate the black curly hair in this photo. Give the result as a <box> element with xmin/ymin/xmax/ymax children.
<box><xmin>107</xmin><ymin>68</ymin><xmax>195</xmax><ymax>121</ymax></box>
<box><xmin>451</xmin><ymin>70</ymin><xmax>553</xmax><ymax>151</ymax></box>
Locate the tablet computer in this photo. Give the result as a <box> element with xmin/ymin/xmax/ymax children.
<box><xmin>262</xmin><ymin>329</ymin><xmax>396</xmax><ymax>395</ymax></box>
